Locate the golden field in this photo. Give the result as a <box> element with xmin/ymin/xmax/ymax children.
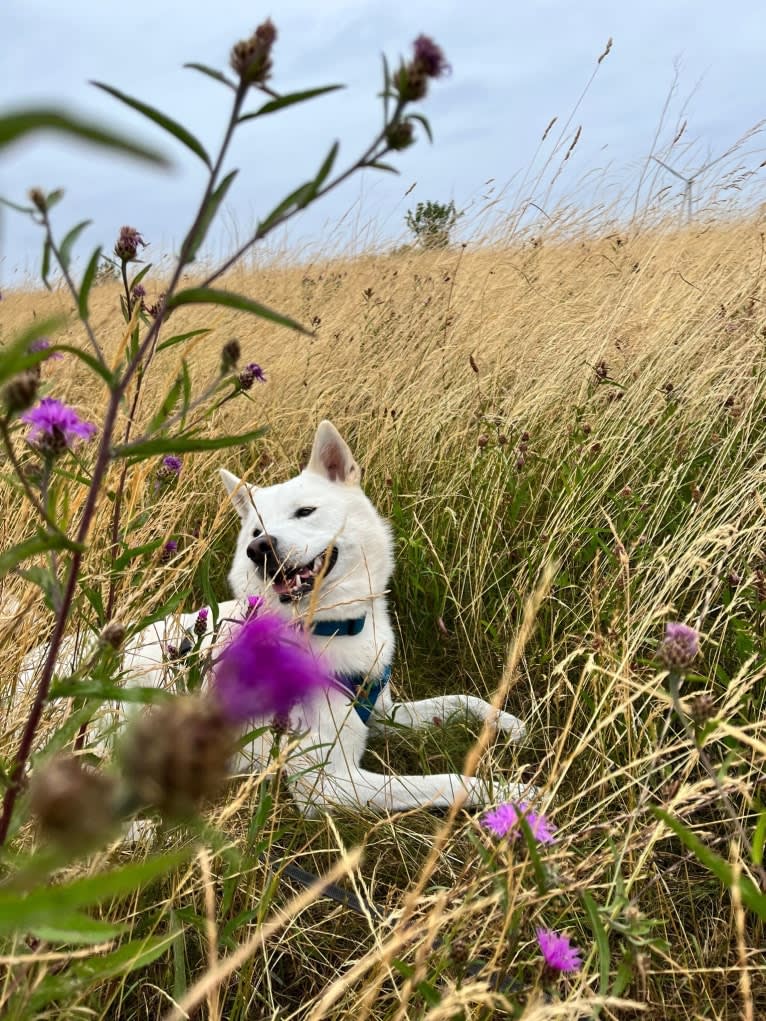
<box><xmin>1</xmin><ymin>213</ymin><xmax>765</xmax><ymax>1019</ymax></box>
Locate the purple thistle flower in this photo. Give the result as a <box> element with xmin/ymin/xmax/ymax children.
<box><xmin>482</xmin><ymin>802</ymin><xmax>556</xmax><ymax>845</ymax></box>
<box><xmin>114</xmin><ymin>225</ymin><xmax>147</xmax><ymax>262</ymax></box>
<box><xmin>536</xmin><ymin>929</ymin><xmax>583</xmax><ymax>973</ymax></box>
<box><xmin>22</xmin><ymin>397</ymin><xmax>97</xmax><ymax>455</ymax></box>
<box><xmin>155</xmin><ymin>454</ymin><xmax>182</xmax><ymax>489</ymax></box>
<box><xmin>413</xmin><ymin>35</ymin><xmax>451</xmax><ymax>78</ymax></box>
<box><xmin>160</xmin><ymin>540</ymin><xmax>178</xmax><ymax>563</ymax></box>
<box><xmin>212</xmin><ymin>611</ymin><xmax>332</xmax><ymax>723</ymax></box>
<box><xmin>132</xmin><ymin>284</ymin><xmax>146</xmax><ymax>299</ymax></box>
<box><xmin>194</xmin><ymin>607</ymin><xmax>209</xmax><ymax>637</ymax></box>
<box><xmin>238</xmin><ymin>363</ymin><xmax>267</xmax><ymax>391</ymax></box>
<box><xmin>28</xmin><ymin>337</ymin><xmax>63</xmax><ymax>361</ymax></box>
<box><xmin>658</xmin><ymin>621</ymin><xmax>700</xmax><ymax>671</ymax></box>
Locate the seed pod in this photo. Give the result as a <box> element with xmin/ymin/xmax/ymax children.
<box><xmin>119</xmin><ymin>696</ymin><xmax>236</xmax><ymax>819</ymax></box>
<box><xmin>29</xmin><ymin>754</ymin><xmax>117</xmax><ymax>851</ymax></box>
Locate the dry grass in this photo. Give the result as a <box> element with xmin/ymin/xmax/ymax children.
<box><xmin>1</xmin><ymin>211</ymin><xmax>766</xmax><ymax>1019</ymax></box>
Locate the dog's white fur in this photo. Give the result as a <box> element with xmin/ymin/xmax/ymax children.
<box><xmin>24</xmin><ymin>422</ymin><xmax>531</xmax><ymax>815</ymax></box>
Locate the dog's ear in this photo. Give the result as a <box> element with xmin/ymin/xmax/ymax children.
<box><xmin>219</xmin><ymin>469</ymin><xmax>253</xmax><ymax>517</ymax></box>
<box><xmin>306</xmin><ymin>420</ymin><xmax>360</xmax><ymax>485</ymax></box>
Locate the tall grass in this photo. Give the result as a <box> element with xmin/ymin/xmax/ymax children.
<box><xmin>1</xmin><ymin>211</ymin><xmax>765</xmax><ymax>1018</ymax></box>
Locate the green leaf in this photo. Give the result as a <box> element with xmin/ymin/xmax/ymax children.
<box><xmin>182</xmin><ymin>169</ymin><xmax>238</xmax><ymax>264</ymax></box>
<box><xmin>26</xmin><ymin>934</ymin><xmax>176</xmax><ymax>1010</ymax></box>
<box><xmin>0</xmin><ymin>850</ymin><xmax>192</xmax><ymax>927</ymax></box>
<box><xmin>0</xmin><ymin>316</ymin><xmax>67</xmax><ymax>386</ymax></box>
<box><xmin>166</xmin><ymin>287</ymin><xmax>312</xmax><ymax>336</ymax></box>
<box><xmin>59</xmin><ymin>219</ymin><xmax>92</xmax><ymax>271</ymax></box>
<box><xmin>113</xmin><ymin>539</ymin><xmax>164</xmax><ymax>572</ymax></box>
<box><xmin>0</xmin><ymin>532</ymin><xmax>84</xmax><ymax>579</ymax></box>
<box><xmin>41</xmin><ymin>235</ymin><xmax>52</xmax><ymax>289</ymax></box>
<box><xmin>29</xmin><ymin>912</ymin><xmax>126</xmax><ymax>945</ymax></box>
<box><xmin>0</xmin><ymin>107</ymin><xmax>169</xmax><ymax>165</ymax></box>
<box><xmin>516</xmin><ymin>814</ymin><xmax>549</xmax><ymax>895</ymax></box>
<box><xmin>753</xmin><ymin>809</ymin><xmax>766</xmax><ymax>867</ymax></box>
<box><xmin>258</xmin><ymin>181</ymin><xmax>315</xmax><ymax>233</ymax></box>
<box><xmin>239</xmin><ymin>84</ymin><xmax>345</xmax><ymax>121</ymax></box>
<box><xmin>146</xmin><ymin>374</ymin><xmax>183</xmax><ymax>434</ymax></box>
<box><xmin>0</xmin><ymin>195</ymin><xmax>35</xmax><ymax>214</ymax></box>
<box><xmin>406</xmin><ymin>112</ymin><xmax>433</xmax><ymax>143</ymax></box>
<box><xmin>653</xmin><ymin>808</ymin><xmax>766</xmax><ymax>921</ymax></box>
<box><xmin>312</xmin><ymin>140</ymin><xmax>339</xmax><ymax>194</ymax></box>
<box><xmin>156</xmin><ymin>327</ymin><xmax>213</xmax><ymax>353</ymax></box>
<box><xmin>114</xmin><ymin>426</ymin><xmax>267</xmax><ymax>462</ymax></box>
<box><xmin>91</xmin><ymin>82</ymin><xmax>211</xmax><ymax>168</ymax></box>
<box><xmin>49</xmin><ymin>679</ymin><xmax>173</xmax><ymax>705</ymax></box>
<box><xmin>184</xmin><ymin>62</ymin><xmax>236</xmax><ymax>89</ymax></box>
<box><xmin>582</xmin><ymin>890</ymin><xmax>609</xmax><ymax>995</ymax></box>
<box><xmin>365</xmin><ymin>160</ymin><xmax>399</xmax><ymax>174</ymax></box>
<box><xmin>78</xmin><ymin>245</ymin><xmax>102</xmax><ymax>320</ymax></box>
<box><xmin>129</xmin><ymin>262</ymin><xmax>153</xmax><ymax>291</ymax></box>
<box><xmin>53</xmin><ymin>343</ymin><xmax>115</xmax><ymax>385</ymax></box>
<box><xmin>45</xmin><ymin>188</ymin><xmax>65</xmax><ymax>210</ymax></box>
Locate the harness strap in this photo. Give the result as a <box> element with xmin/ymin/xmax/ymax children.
<box><xmin>334</xmin><ymin>664</ymin><xmax>392</xmax><ymax>724</ymax></box>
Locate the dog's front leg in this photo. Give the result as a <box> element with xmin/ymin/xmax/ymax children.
<box><xmin>372</xmin><ymin>693</ymin><xmax>526</xmax><ymax>743</ymax></box>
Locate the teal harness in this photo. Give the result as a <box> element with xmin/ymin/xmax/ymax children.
<box><xmin>312</xmin><ymin>614</ymin><xmax>391</xmax><ymax>724</ymax></box>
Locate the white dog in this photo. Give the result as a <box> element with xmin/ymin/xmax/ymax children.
<box><xmin>25</xmin><ymin>421</ymin><xmax>531</xmax><ymax>816</ymax></box>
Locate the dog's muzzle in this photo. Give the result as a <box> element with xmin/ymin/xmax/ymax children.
<box><xmin>246</xmin><ymin>536</ymin><xmax>338</xmax><ymax>603</ymax></box>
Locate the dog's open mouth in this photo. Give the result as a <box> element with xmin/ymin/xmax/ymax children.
<box><xmin>272</xmin><ymin>546</ymin><xmax>338</xmax><ymax>603</ymax></box>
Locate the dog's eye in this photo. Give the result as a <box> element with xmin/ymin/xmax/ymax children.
<box><xmin>294</xmin><ymin>507</ymin><xmax>316</xmax><ymax>518</ymax></box>
<box><xmin>251</xmin><ymin>528</ymin><xmax>262</xmax><ymax>538</ymax></box>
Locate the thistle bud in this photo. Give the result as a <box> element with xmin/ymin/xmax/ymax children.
<box><xmin>194</xmin><ymin>608</ymin><xmax>209</xmax><ymax>637</ymax></box>
<box><xmin>100</xmin><ymin>620</ymin><xmax>126</xmax><ymax>651</ymax></box>
<box><xmin>221</xmin><ymin>338</ymin><xmax>241</xmax><ymax>373</ymax></box>
<box><xmin>385</xmin><ymin>121</ymin><xmax>415</xmax><ymax>151</ymax></box>
<box><xmin>2</xmin><ymin>371</ymin><xmax>39</xmax><ymax>415</ymax></box>
<box><xmin>230</xmin><ymin>19</ymin><xmax>277</xmax><ymax>85</ymax></box>
<box><xmin>29</xmin><ymin>754</ymin><xmax>117</xmax><ymax>851</ymax></box>
<box><xmin>29</xmin><ymin>188</ymin><xmax>47</xmax><ymax>213</ymax></box>
<box><xmin>119</xmin><ymin>696</ymin><xmax>236</xmax><ymax>819</ymax></box>
<box><xmin>689</xmin><ymin>692</ymin><xmax>715</xmax><ymax>725</ymax></box>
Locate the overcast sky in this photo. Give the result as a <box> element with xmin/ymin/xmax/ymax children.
<box><xmin>2</xmin><ymin>1</ymin><xmax>765</xmax><ymax>287</ymax></box>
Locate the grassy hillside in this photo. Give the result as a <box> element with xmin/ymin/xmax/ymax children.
<box><xmin>1</xmin><ymin>214</ymin><xmax>765</xmax><ymax>1018</ymax></box>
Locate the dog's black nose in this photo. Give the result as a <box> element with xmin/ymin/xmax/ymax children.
<box><xmin>247</xmin><ymin>536</ymin><xmax>274</xmax><ymax>563</ymax></box>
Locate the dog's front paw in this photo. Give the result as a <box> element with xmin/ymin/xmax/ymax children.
<box><xmin>494</xmin><ymin>710</ymin><xmax>526</xmax><ymax>743</ymax></box>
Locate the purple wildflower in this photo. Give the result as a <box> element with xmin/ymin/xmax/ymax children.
<box><xmin>161</xmin><ymin>540</ymin><xmax>178</xmax><ymax>563</ymax></box>
<box><xmin>212</xmin><ymin>611</ymin><xmax>332</xmax><ymax>722</ymax></box>
<box><xmin>413</xmin><ymin>35</ymin><xmax>451</xmax><ymax>78</ymax></box>
<box><xmin>156</xmin><ymin>454</ymin><xmax>182</xmax><ymax>487</ymax></box>
<box><xmin>28</xmin><ymin>337</ymin><xmax>63</xmax><ymax>362</ymax></box>
<box><xmin>132</xmin><ymin>284</ymin><xmax>146</xmax><ymax>300</ymax></box>
<box><xmin>246</xmin><ymin>594</ymin><xmax>265</xmax><ymax>617</ymax></box>
<box><xmin>238</xmin><ymin>363</ymin><xmax>267</xmax><ymax>391</ymax></box>
<box><xmin>22</xmin><ymin>397</ymin><xmax>97</xmax><ymax>455</ymax></box>
<box><xmin>194</xmin><ymin>607</ymin><xmax>209</xmax><ymax>637</ymax></box>
<box><xmin>536</xmin><ymin>929</ymin><xmax>583</xmax><ymax>973</ymax></box>
<box><xmin>482</xmin><ymin>802</ymin><xmax>556</xmax><ymax>845</ymax></box>
<box><xmin>658</xmin><ymin>622</ymin><xmax>700</xmax><ymax>672</ymax></box>
<box><xmin>114</xmin><ymin>226</ymin><xmax>147</xmax><ymax>262</ymax></box>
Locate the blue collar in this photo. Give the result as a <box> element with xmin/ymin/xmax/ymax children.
<box><xmin>334</xmin><ymin>664</ymin><xmax>391</xmax><ymax>724</ymax></box>
<box><xmin>311</xmin><ymin>615</ymin><xmax>366</xmax><ymax>637</ymax></box>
